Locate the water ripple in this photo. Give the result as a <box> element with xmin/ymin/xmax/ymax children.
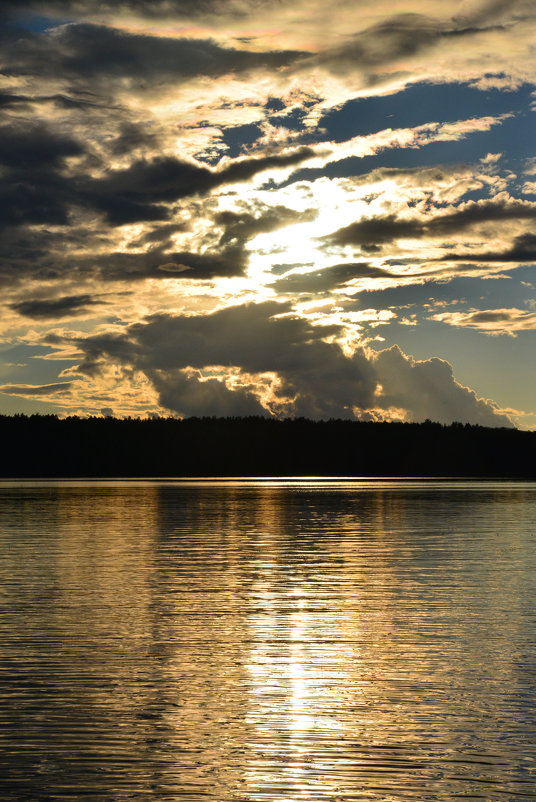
<box><xmin>1</xmin><ymin>480</ymin><xmax>536</xmax><ymax>800</ymax></box>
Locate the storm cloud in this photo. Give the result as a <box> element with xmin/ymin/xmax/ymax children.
<box><xmin>69</xmin><ymin>301</ymin><xmax>512</xmax><ymax>425</ymax></box>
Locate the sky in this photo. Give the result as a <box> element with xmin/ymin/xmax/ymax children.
<box><xmin>1</xmin><ymin>0</ymin><xmax>535</xmax><ymax>427</ymax></box>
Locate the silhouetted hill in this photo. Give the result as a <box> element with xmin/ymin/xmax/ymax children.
<box><xmin>0</xmin><ymin>415</ymin><xmax>535</xmax><ymax>477</ymax></box>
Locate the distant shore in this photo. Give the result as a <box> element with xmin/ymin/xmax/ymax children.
<box><xmin>1</xmin><ymin>414</ymin><xmax>535</xmax><ymax>478</ymax></box>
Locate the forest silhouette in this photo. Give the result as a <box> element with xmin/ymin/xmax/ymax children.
<box><xmin>1</xmin><ymin>414</ymin><xmax>534</xmax><ymax>477</ymax></box>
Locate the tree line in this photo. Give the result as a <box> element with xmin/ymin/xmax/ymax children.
<box><xmin>0</xmin><ymin>414</ymin><xmax>534</xmax><ymax>477</ymax></box>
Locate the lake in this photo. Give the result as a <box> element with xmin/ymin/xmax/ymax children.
<box><xmin>1</xmin><ymin>479</ymin><xmax>536</xmax><ymax>801</ymax></box>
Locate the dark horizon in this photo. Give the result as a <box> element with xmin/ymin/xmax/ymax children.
<box><xmin>2</xmin><ymin>413</ymin><xmax>534</xmax><ymax>478</ymax></box>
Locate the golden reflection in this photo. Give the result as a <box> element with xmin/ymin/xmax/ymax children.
<box><xmin>234</xmin><ymin>481</ymin><xmax>536</xmax><ymax>800</ymax></box>
<box><xmin>3</xmin><ymin>481</ymin><xmax>536</xmax><ymax>800</ymax></box>
<box><xmin>48</xmin><ymin>485</ymin><xmax>159</xmax><ymax>720</ymax></box>
<box><xmin>242</xmin><ymin>493</ymin><xmax>353</xmax><ymax>800</ymax></box>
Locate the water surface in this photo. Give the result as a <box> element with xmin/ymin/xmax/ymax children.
<box><xmin>1</xmin><ymin>480</ymin><xmax>536</xmax><ymax>800</ymax></box>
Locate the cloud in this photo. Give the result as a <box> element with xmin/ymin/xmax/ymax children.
<box><xmin>10</xmin><ymin>293</ymin><xmax>106</xmax><ymax>319</ymax></box>
<box><xmin>0</xmin><ymin>121</ymin><xmax>86</xmax><ymax>232</ymax></box>
<box><xmin>94</xmin><ymin>246</ymin><xmax>249</xmax><ymax>280</ymax></box>
<box><xmin>1</xmin><ymin>0</ymin><xmax>534</xmax><ymax>427</ymax></box>
<box><xmin>324</xmin><ymin>214</ymin><xmax>423</xmax><ymax>249</ymax></box>
<box><xmin>67</xmin><ymin>301</ymin><xmax>512</xmax><ymax>425</ymax></box>
<box><xmin>0</xmin><ymin>122</ymin><xmax>83</xmax><ymax>169</ymax></box>
<box><xmin>0</xmin><ymin>196</ymin><xmax>318</xmax><ymax>286</ymax></box>
<box><xmin>4</xmin><ymin>22</ymin><xmax>305</xmax><ymax>86</ymax></box>
<box><xmin>0</xmin><ymin>121</ymin><xmax>88</xmax><ymax>231</ymax></box>
<box><xmin>214</xmin><ymin>204</ymin><xmax>315</xmax><ymax>246</ymax></box>
<box><xmin>300</xmin><ymin>13</ymin><xmax>501</xmax><ymax>77</ymax></box>
<box><xmin>431</xmin><ymin>306</ymin><xmax>536</xmax><ymax>335</ymax></box>
<box><xmin>0</xmin><ymin>381</ymin><xmax>74</xmax><ymax>395</ymax></box>
<box><xmin>151</xmin><ymin>369</ymin><xmax>268</xmax><ymax>417</ymax></box>
<box><xmin>82</xmin><ymin>203</ymin><xmax>313</xmax><ymax>281</ymax></box>
<box><xmin>108</xmin><ymin>122</ymin><xmax>160</xmax><ymax>156</ymax></box>
<box><xmin>1</xmin><ymin>243</ymin><xmax>247</xmax><ymax>284</ymax></box>
<box><xmin>270</xmin><ymin>263</ymin><xmax>394</xmax><ymax>293</ymax></box>
<box><xmin>86</xmin><ymin>147</ymin><xmax>317</xmax><ymax>223</ymax></box>
<box><xmin>323</xmin><ymin>198</ymin><xmax>536</xmax><ymax>251</ymax></box>
<box><xmin>0</xmin><ymin>125</ymin><xmax>319</xmax><ymax>285</ymax></box>
<box><xmin>372</xmin><ymin>345</ymin><xmax>512</xmax><ymax>426</ymax></box>
<box><xmin>70</xmin><ymin>301</ymin><xmax>378</xmax><ymax>417</ymax></box>
<box><xmin>444</xmin><ymin>233</ymin><xmax>536</xmax><ymax>263</ymax></box>
<box><xmin>1</xmin><ymin>0</ymin><xmax>281</xmax><ymax>21</ymax></box>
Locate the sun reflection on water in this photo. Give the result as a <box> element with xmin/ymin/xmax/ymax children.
<box><xmin>2</xmin><ymin>481</ymin><xmax>536</xmax><ymax>800</ymax></box>
<box><xmin>242</xmin><ymin>534</ymin><xmax>353</xmax><ymax>800</ymax></box>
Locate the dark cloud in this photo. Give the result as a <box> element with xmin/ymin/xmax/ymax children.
<box><xmin>466</xmin><ymin>310</ymin><xmax>516</xmax><ymax>323</ymax></box>
<box><xmin>323</xmin><ymin>200</ymin><xmax>536</xmax><ymax>251</ymax></box>
<box><xmin>325</xmin><ymin>214</ymin><xmax>423</xmax><ymax>249</ymax></box>
<box><xmin>84</xmin><ymin>192</ymin><xmax>171</xmax><ymax>226</ymax></box>
<box><xmin>0</xmin><ymin>226</ymin><xmax>86</xmax><ymax>285</ymax></box>
<box><xmin>108</xmin><ymin>122</ymin><xmax>159</xmax><ymax>156</ymax></box>
<box><xmin>153</xmin><ymin>247</ymin><xmax>247</xmax><ymax>278</ymax></box>
<box><xmin>0</xmin><ymin>91</ymin><xmax>32</xmax><ymax>108</ymax></box>
<box><xmin>86</xmin><ymin>148</ymin><xmax>316</xmax><ymax>224</ymax></box>
<box><xmin>0</xmin><ymin>89</ymin><xmax>108</xmax><ymax>110</ymax></box>
<box><xmin>87</xmin><ymin>157</ymin><xmax>215</xmax><ymax>213</ymax></box>
<box><xmin>0</xmin><ymin>106</ymin><xmax>316</xmax><ymax>288</ymax></box>
<box><xmin>0</xmin><ymin>122</ymin><xmax>86</xmax><ymax>233</ymax></box>
<box><xmin>72</xmin><ymin>301</ymin><xmax>378</xmax><ymax>418</ymax></box>
<box><xmin>126</xmin><ymin>302</ymin><xmax>347</xmax><ymax>377</ymax></box>
<box><xmin>0</xmin><ymin>122</ymin><xmax>83</xmax><ymax>169</ymax></box>
<box><xmin>10</xmin><ymin>293</ymin><xmax>105</xmax><ymax>319</ymax></box>
<box><xmin>1</xmin><ymin>203</ymin><xmax>311</xmax><ymax>285</ymax></box>
<box><xmin>129</xmin><ymin>222</ymin><xmax>190</xmax><ymax>248</ymax></box>
<box><xmin>4</xmin><ymin>23</ymin><xmax>305</xmax><ymax>86</ymax></box>
<box><xmin>68</xmin><ymin>301</ymin><xmax>511</xmax><ymax>424</ymax></box>
<box><xmin>219</xmin><ymin>147</ymin><xmax>318</xmax><ymax>184</ymax></box>
<box><xmin>458</xmin><ymin>0</ymin><xmax>523</xmax><ymax>26</ymax></box>
<box><xmin>2</xmin><ymin>0</ymin><xmax>280</xmax><ymax>21</ymax></box>
<box><xmin>85</xmin><ymin>205</ymin><xmax>313</xmax><ymax>280</ymax></box>
<box><xmin>8</xmin><ymin>0</ymin><xmax>518</xmax><ymax>22</ymax></box>
<box><xmin>0</xmin><ymin>172</ymin><xmax>74</xmax><ymax>232</ymax></box>
<box><xmin>0</xmin><ymin>227</ymin><xmax>240</xmax><ymax>286</ymax></box>
<box><xmin>431</xmin><ymin>201</ymin><xmax>536</xmax><ymax>231</ymax></box>
<box><xmin>78</xmin><ymin>245</ymin><xmax>248</xmax><ymax>280</ymax></box>
<box><xmin>0</xmin><ymin>18</ymin><xmax>306</xmax><ymax>245</ymax></box>
<box><xmin>214</xmin><ymin>205</ymin><xmax>315</xmax><ymax>247</ymax></box>
<box><xmin>310</xmin><ymin>14</ymin><xmax>445</xmax><ymax>75</ymax></box>
<box><xmin>445</xmin><ymin>233</ymin><xmax>536</xmax><ymax>263</ymax></box>
<box><xmin>270</xmin><ymin>263</ymin><xmax>394</xmax><ymax>293</ymax></box>
<box><xmin>151</xmin><ymin>370</ymin><xmax>268</xmax><ymax>418</ymax></box>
